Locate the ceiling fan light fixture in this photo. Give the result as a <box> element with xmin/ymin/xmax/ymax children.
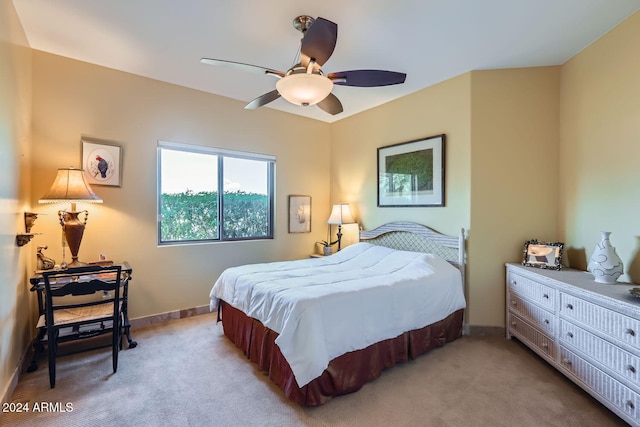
<box><xmin>202</xmin><ymin>17</ymin><xmax>405</xmax><ymax>115</ymax></box>
<box><xmin>276</xmin><ymin>73</ymin><xmax>333</xmax><ymax>106</ymax></box>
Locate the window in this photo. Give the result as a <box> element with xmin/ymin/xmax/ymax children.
<box><xmin>158</xmin><ymin>141</ymin><xmax>275</xmax><ymax>244</ymax></box>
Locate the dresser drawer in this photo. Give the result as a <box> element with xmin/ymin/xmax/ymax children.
<box><xmin>509</xmin><ymin>313</ymin><xmax>556</xmax><ymax>360</ymax></box>
<box><xmin>508</xmin><ymin>293</ymin><xmax>555</xmax><ymax>336</ymax></box>
<box><xmin>560</xmin><ymin>347</ymin><xmax>640</xmax><ymax>423</ymax></box>
<box><xmin>508</xmin><ymin>272</ymin><xmax>557</xmax><ymax>311</ymax></box>
<box><xmin>560</xmin><ymin>319</ymin><xmax>640</xmax><ymax>388</ymax></box>
<box><xmin>561</xmin><ymin>293</ymin><xmax>640</xmax><ymax>352</ymax></box>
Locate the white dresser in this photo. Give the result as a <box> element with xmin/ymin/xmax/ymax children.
<box><xmin>506</xmin><ymin>263</ymin><xmax>640</xmax><ymax>426</ymax></box>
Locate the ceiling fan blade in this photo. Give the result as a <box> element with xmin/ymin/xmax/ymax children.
<box><xmin>316</xmin><ymin>93</ymin><xmax>343</xmax><ymax>115</ymax></box>
<box><xmin>328</xmin><ymin>70</ymin><xmax>406</xmax><ymax>87</ymax></box>
<box><xmin>300</xmin><ymin>17</ymin><xmax>337</xmax><ymax>68</ymax></box>
<box><xmin>200</xmin><ymin>58</ymin><xmax>285</xmax><ymax>78</ymax></box>
<box><xmin>245</xmin><ymin>90</ymin><xmax>281</xmax><ymax>110</ymax></box>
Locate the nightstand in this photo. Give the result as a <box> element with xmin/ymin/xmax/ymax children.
<box><xmin>309</xmin><ymin>253</ymin><xmax>328</xmax><ymax>258</ymax></box>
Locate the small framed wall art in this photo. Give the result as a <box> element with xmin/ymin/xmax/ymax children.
<box><xmin>288</xmin><ymin>195</ymin><xmax>311</xmax><ymax>233</ymax></box>
<box><xmin>522</xmin><ymin>240</ymin><xmax>564</xmax><ymax>270</ymax></box>
<box><xmin>81</xmin><ymin>136</ymin><xmax>123</xmax><ymax>187</ymax></box>
<box><xmin>377</xmin><ymin>134</ymin><xmax>445</xmax><ymax>207</ymax></box>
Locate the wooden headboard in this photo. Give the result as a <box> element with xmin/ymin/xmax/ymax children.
<box><xmin>359</xmin><ymin>221</ymin><xmax>466</xmax><ymax>285</ymax></box>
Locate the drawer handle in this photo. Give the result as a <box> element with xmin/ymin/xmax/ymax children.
<box><xmin>627</xmin><ymin>400</ymin><xmax>635</xmax><ymax>410</ymax></box>
<box><xmin>562</xmin><ymin>358</ymin><xmax>572</xmax><ymax>366</ymax></box>
<box><xmin>566</xmin><ymin>303</ymin><xmax>574</xmax><ymax>310</ymax></box>
<box><xmin>544</xmin><ymin>319</ymin><xmax>549</xmax><ymax>324</ymax></box>
<box><xmin>511</xmin><ymin>280</ymin><xmax>517</xmax><ymax>285</ymax></box>
<box><xmin>627</xmin><ymin>365</ymin><xmax>636</xmax><ymax>374</ymax></box>
<box><xmin>511</xmin><ymin>321</ymin><xmax>517</xmax><ymax>326</ymax></box>
<box><xmin>567</xmin><ymin>332</ymin><xmax>574</xmax><ymax>338</ymax></box>
<box><xmin>511</xmin><ymin>300</ymin><xmax>517</xmax><ymax>305</ymax></box>
<box><xmin>541</xmin><ymin>342</ymin><xmax>548</xmax><ymax>348</ymax></box>
<box><xmin>542</xmin><ymin>293</ymin><xmax>549</xmax><ymax>299</ymax></box>
<box><xmin>627</xmin><ymin>329</ymin><xmax>636</xmax><ymax>337</ymax></box>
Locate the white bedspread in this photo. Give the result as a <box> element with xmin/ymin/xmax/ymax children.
<box><xmin>209</xmin><ymin>242</ymin><xmax>466</xmax><ymax>387</ymax></box>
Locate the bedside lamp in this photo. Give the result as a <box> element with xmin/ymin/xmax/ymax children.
<box><xmin>39</xmin><ymin>168</ymin><xmax>103</xmax><ymax>267</ymax></box>
<box><xmin>327</xmin><ymin>203</ymin><xmax>355</xmax><ymax>251</ymax></box>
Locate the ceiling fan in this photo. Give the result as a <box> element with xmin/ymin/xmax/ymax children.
<box><xmin>201</xmin><ymin>15</ymin><xmax>406</xmax><ymax>115</ymax></box>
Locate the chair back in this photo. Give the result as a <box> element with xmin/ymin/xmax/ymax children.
<box><xmin>42</xmin><ymin>265</ymin><xmax>123</xmax><ymax>329</ymax></box>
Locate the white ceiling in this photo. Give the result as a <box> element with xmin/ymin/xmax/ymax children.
<box><xmin>11</xmin><ymin>0</ymin><xmax>640</xmax><ymax>123</ymax></box>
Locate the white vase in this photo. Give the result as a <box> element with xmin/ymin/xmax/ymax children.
<box><xmin>323</xmin><ymin>246</ymin><xmax>332</xmax><ymax>256</ymax></box>
<box><xmin>587</xmin><ymin>231</ymin><xmax>623</xmax><ymax>284</ymax></box>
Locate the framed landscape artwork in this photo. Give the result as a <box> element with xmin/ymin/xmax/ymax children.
<box><xmin>377</xmin><ymin>134</ymin><xmax>445</xmax><ymax>207</ymax></box>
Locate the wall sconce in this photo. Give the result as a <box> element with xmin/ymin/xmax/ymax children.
<box><xmin>38</xmin><ymin>168</ymin><xmax>102</xmax><ymax>266</ymax></box>
<box><xmin>16</xmin><ymin>212</ymin><xmax>40</xmax><ymax>247</ymax></box>
<box><xmin>326</xmin><ymin>203</ymin><xmax>356</xmax><ymax>251</ymax></box>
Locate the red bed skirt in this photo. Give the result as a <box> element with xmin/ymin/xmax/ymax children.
<box><xmin>219</xmin><ymin>300</ymin><xmax>464</xmax><ymax>406</ymax></box>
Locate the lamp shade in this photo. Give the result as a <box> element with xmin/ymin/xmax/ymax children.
<box><xmin>327</xmin><ymin>203</ymin><xmax>355</xmax><ymax>225</ymax></box>
<box><xmin>39</xmin><ymin>168</ymin><xmax>103</xmax><ymax>204</ymax></box>
<box><xmin>276</xmin><ymin>72</ymin><xmax>333</xmax><ymax>106</ymax></box>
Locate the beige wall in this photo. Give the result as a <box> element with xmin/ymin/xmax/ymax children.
<box><xmin>330</xmin><ymin>73</ymin><xmax>472</xmax><ymax>246</ymax></box>
<box><xmin>0</xmin><ymin>0</ymin><xmax>33</xmax><ymax>403</ymax></box>
<box><xmin>331</xmin><ymin>67</ymin><xmax>561</xmax><ymax>327</ymax></box>
<box><xmin>469</xmin><ymin>67</ymin><xmax>560</xmax><ymax>326</ymax></box>
<box><xmin>30</xmin><ymin>52</ymin><xmax>332</xmax><ymax>320</ymax></box>
<box><xmin>559</xmin><ymin>11</ymin><xmax>640</xmax><ymax>282</ymax></box>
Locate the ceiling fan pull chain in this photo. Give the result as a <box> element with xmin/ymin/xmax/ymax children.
<box><xmin>290</xmin><ymin>44</ymin><xmax>302</xmax><ymax>70</ymax></box>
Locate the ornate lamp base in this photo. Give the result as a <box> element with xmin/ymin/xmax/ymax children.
<box><xmin>60</xmin><ymin>209</ymin><xmax>89</xmax><ymax>267</ymax></box>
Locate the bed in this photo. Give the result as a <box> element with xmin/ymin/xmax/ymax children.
<box><xmin>209</xmin><ymin>221</ymin><xmax>466</xmax><ymax>405</ymax></box>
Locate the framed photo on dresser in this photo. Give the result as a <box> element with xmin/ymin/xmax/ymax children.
<box><xmin>522</xmin><ymin>239</ymin><xmax>564</xmax><ymax>270</ymax></box>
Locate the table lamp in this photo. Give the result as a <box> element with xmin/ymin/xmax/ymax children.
<box><xmin>39</xmin><ymin>168</ymin><xmax>103</xmax><ymax>267</ymax></box>
<box><xmin>326</xmin><ymin>203</ymin><xmax>355</xmax><ymax>251</ymax></box>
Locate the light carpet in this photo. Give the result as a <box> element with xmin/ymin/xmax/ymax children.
<box><xmin>1</xmin><ymin>313</ymin><xmax>625</xmax><ymax>427</ymax></box>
